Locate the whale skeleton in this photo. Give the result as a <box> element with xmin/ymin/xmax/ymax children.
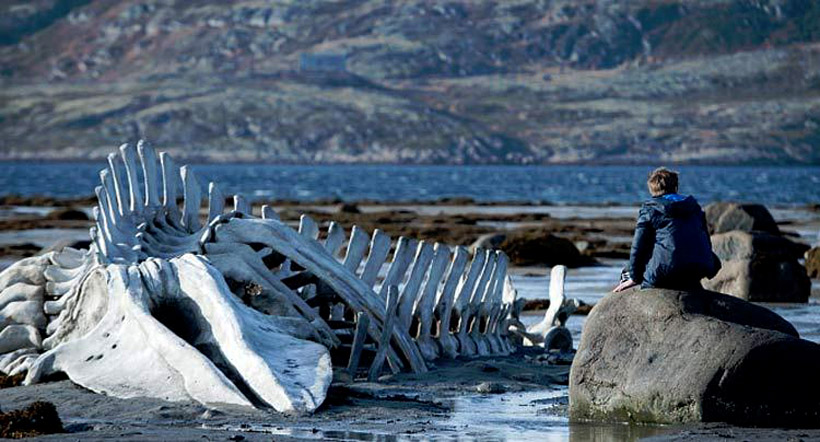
<box><xmin>0</xmin><ymin>141</ymin><xmax>565</xmax><ymax>413</ymax></box>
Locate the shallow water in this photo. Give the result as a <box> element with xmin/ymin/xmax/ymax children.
<box><xmin>442</xmin><ymin>390</ymin><xmax>674</xmax><ymax>441</ymax></box>
<box><xmin>227</xmin><ymin>389</ymin><xmax>675</xmax><ymax>441</ymax></box>
<box><xmin>0</xmin><ymin>228</ymin><xmax>90</xmax><ymax>247</ymax></box>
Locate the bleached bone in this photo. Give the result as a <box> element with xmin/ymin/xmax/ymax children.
<box><xmin>0</xmin><ymin>325</ymin><xmax>42</xmax><ymax>355</ymax></box>
<box><xmin>369</xmin><ymin>285</ymin><xmax>399</xmax><ymax>381</ymax></box>
<box><xmin>342</xmin><ymin>226</ymin><xmax>369</xmax><ymax>273</ymax></box>
<box><xmin>397</xmin><ymin>242</ymin><xmax>434</xmax><ymax>329</ymax></box>
<box><xmin>261</xmin><ymin>205</ymin><xmax>280</xmax><ymax>220</ymax></box>
<box><xmin>450</xmin><ymin>249</ymin><xmax>487</xmax><ymax>356</ymax></box>
<box><xmin>432</xmin><ymin>246</ymin><xmax>469</xmax><ymax>359</ymax></box>
<box><xmin>378</xmin><ymin>237</ymin><xmax>416</xmax><ymax>299</ymax></box>
<box><xmin>479</xmin><ymin>253</ymin><xmax>509</xmax><ymax>355</ymax></box>
<box><xmin>413</xmin><ymin>243</ymin><xmax>452</xmax><ymax>361</ymax></box>
<box><xmin>360</xmin><ymin>230</ymin><xmax>391</xmax><ymax>287</ymax></box>
<box><xmin>497</xmin><ymin>276</ymin><xmax>519</xmax><ymax>353</ymax></box>
<box><xmin>346</xmin><ymin>312</ymin><xmax>370</xmax><ymax>376</ymax></box>
<box><xmin>210</xmin><ymin>218</ymin><xmax>427</xmax><ymax>374</ymax></box>
<box><xmin>459</xmin><ymin>250</ymin><xmax>497</xmax><ymax>357</ymax></box>
<box><xmin>522</xmin><ymin>265</ymin><xmax>579</xmax><ymax>351</ymax></box>
<box><xmin>0</xmin><ymin>140</ymin><xmax>536</xmax><ymax>413</ymax></box>
<box><xmin>0</xmin><ymin>142</ymin><xmax>338</xmax><ymax>413</ymax></box>
<box><xmin>26</xmin><ymin>256</ymin><xmax>331</xmax><ymax>412</ymax></box>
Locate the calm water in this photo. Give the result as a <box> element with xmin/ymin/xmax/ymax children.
<box><xmin>0</xmin><ymin>162</ymin><xmax>818</xmax><ymax>205</ymax></box>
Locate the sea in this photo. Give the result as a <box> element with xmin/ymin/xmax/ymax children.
<box><xmin>0</xmin><ymin>162</ymin><xmax>818</xmax><ymax>206</ymax></box>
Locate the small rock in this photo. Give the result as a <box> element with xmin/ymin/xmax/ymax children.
<box><xmin>46</xmin><ymin>207</ymin><xmax>89</xmax><ymax>221</ymax></box>
<box><xmin>338</xmin><ymin>203</ymin><xmax>360</xmax><ymax>214</ymax></box>
<box><xmin>522</xmin><ymin>298</ymin><xmax>550</xmax><ymax>311</ymax></box>
<box><xmin>199</xmin><ymin>408</ymin><xmax>224</xmax><ymax>420</ymax></box>
<box><xmin>332</xmin><ymin>369</ymin><xmax>353</xmax><ymax>384</ymax></box>
<box><xmin>475</xmin><ymin>382</ymin><xmax>506</xmax><ymax>394</ymax></box>
<box><xmin>511</xmin><ymin>373</ymin><xmax>534</xmax><ymax>383</ymax></box>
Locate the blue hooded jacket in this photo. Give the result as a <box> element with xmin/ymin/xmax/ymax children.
<box><xmin>629</xmin><ymin>194</ymin><xmax>720</xmax><ymax>290</ymax></box>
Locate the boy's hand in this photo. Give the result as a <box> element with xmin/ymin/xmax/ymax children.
<box><xmin>613</xmin><ymin>279</ymin><xmax>639</xmax><ymax>293</ymax></box>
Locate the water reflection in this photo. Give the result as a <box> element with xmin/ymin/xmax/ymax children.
<box><xmin>231</xmin><ymin>422</ymin><xmax>672</xmax><ymax>441</ymax></box>
<box><xmin>568</xmin><ymin>422</ymin><xmax>674</xmax><ymax>442</ymax></box>
<box><xmin>222</xmin><ymin>388</ymin><xmax>675</xmax><ymax>441</ymax></box>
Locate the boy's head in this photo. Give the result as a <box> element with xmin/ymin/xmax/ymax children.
<box><xmin>647</xmin><ymin>167</ymin><xmax>679</xmax><ymax>196</ymax></box>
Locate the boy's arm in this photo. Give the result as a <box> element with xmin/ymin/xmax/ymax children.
<box><xmin>628</xmin><ymin>206</ymin><xmax>655</xmax><ymax>284</ymax></box>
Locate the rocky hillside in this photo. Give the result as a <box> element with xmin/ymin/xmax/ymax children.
<box><xmin>1</xmin><ymin>0</ymin><xmax>819</xmax><ymax>164</ymax></box>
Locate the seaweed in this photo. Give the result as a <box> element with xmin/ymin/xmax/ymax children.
<box><xmin>0</xmin><ymin>401</ymin><xmax>64</xmax><ymax>439</ymax></box>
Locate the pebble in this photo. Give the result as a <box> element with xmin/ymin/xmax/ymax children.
<box><xmin>475</xmin><ymin>382</ymin><xmax>506</xmax><ymax>394</ymax></box>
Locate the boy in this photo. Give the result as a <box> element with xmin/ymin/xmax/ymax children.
<box><xmin>614</xmin><ymin>167</ymin><xmax>720</xmax><ymax>292</ymax></box>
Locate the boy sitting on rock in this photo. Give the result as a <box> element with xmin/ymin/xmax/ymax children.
<box><xmin>614</xmin><ymin>167</ymin><xmax>720</xmax><ymax>292</ymax></box>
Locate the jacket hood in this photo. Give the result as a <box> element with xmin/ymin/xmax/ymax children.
<box><xmin>645</xmin><ymin>194</ymin><xmax>701</xmax><ymax>218</ymax></box>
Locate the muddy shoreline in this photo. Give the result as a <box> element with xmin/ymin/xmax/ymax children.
<box><xmin>3</xmin><ymin>355</ymin><xmax>818</xmax><ymax>441</ymax></box>
<box><xmin>0</xmin><ymin>352</ymin><xmax>583</xmax><ymax>441</ymax></box>
<box><xmin>0</xmin><ymin>197</ymin><xmax>817</xmax><ymax>440</ymax></box>
<box><xmin>1</xmin><ymin>196</ymin><xmax>816</xmax><ymax>272</ymax></box>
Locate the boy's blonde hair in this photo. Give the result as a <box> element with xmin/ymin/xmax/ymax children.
<box><xmin>647</xmin><ymin>167</ymin><xmax>679</xmax><ymax>196</ymax></box>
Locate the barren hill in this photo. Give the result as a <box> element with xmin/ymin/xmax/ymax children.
<box><xmin>1</xmin><ymin>0</ymin><xmax>819</xmax><ymax>164</ymax></box>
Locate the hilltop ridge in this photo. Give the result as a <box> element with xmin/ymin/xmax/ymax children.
<box><xmin>1</xmin><ymin>0</ymin><xmax>819</xmax><ymax>164</ymax></box>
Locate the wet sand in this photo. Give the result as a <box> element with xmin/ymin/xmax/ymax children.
<box><xmin>0</xmin><ymin>353</ymin><xmax>584</xmax><ymax>441</ymax></box>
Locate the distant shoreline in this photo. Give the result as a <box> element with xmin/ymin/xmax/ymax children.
<box><xmin>0</xmin><ymin>194</ymin><xmax>818</xmax><ymax>211</ymax></box>
<box><xmin>1</xmin><ymin>158</ymin><xmax>819</xmax><ymax>167</ymax></box>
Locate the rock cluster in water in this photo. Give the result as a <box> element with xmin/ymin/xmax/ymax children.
<box><xmin>703</xmin><ymin>202</ymin><xmax>811</xmax><ymax>303</ymax></box>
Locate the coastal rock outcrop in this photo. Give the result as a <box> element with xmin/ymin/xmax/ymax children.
<box><xmin>704</xmin><ymin>202</ymin><xmax>780</xmax><ymax>235</ymax></box>
<box><xmin>704</xmin><ymin>231</ymin><xmax>810</xmax><ymax>302</ymax></box>
<box><xmin>569</xmin><ymin>288</ymin><xmax>820</xmax><ymax>427</ymax></box>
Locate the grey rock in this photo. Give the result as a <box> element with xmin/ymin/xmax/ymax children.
<box><xmin>475</xmin><ymin>382</ymin><xmax>506</xmax><ymax>394</ymax></box>
<box><xmin>473</xmin><ymin>230</ymin><xmax>595</xmax><ymax>267</ymax></box>
<box><xmin>704</xmin><ymin>202</ymin><xmax>780</xmax><ymax>235</ymax></box>
<box><xmin>45</xmin><ymin>207</ymin><xmax>90</xmax><ymax>221</ymax></box>
<box><xmin>569</xmin><ymin>288</ymin><xmax>820</xmax><ymax>427</ymax></box>
<box><xmin>199</xmin><ymin>408</ymin><xmax>224</xmax><ymax>420</ymax></box>
<box><xmin>705</xmin><ymin>231</ymin><xmax>810</xmax><ymax>302</ymax></box>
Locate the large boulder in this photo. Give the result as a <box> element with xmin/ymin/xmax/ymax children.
<box><xmin>470</xmin><ymin>230</ymin><xmax>595</xmax><ymax>268</ymax></box>
<box><xmin>807</xmin><ymin>247</ymin><xmax>820</xmax><ymax>279</ymax></box>
<box><xmin>704</xmin><ymin>231</ymin><xmax>810</xmax><ymax>302</ymax></box>
<box><xmin>704</xmin><ymin>202</ymin><xmax>780</xmax><ymax>235</ymax></box>
<box><xmin>570</xmin><ymin>289</ymin><xmax>820</xmax><ymax>427</ymax></box>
